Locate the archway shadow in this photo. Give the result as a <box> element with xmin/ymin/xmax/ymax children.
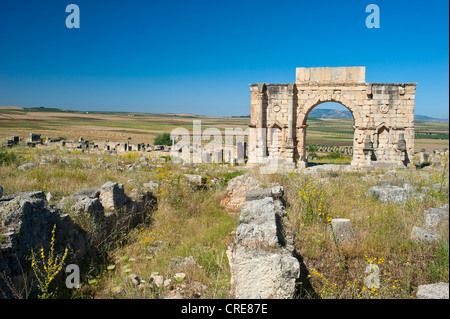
<box><xmin>305</xmin><ymin>162</ymin><xmax>352</xmax><ymax>168</ymax></box>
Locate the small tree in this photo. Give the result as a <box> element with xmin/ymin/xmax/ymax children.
<box><xmin>306</xmin><ymin>144</ymin><xmax>319</xmax><ymax>159</ymax></box>
<box><xmin>153</xmin><ymin>133</ymin><xmax>172</xmax><ymax>146</ymax></box>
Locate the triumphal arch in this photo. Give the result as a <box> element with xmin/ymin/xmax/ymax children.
<box><xmin>247</xmin><ymin>66</ymin><xmax>417</xmax><ymax>168</ymax></box>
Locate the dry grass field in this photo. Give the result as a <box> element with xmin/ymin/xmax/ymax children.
<box><xmin>0</xmin><ymin>107</ymin><xmax>250</xmax><ymax>144</ymax></box>
<box><xmin>1</xmin><ymin>106</ymin><xmax>447</xmax><ymax>153</ymax></box>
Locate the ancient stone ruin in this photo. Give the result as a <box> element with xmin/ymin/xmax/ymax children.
<box><xmin>0</xmin><ymin>182</ymin><xmax>156</xmax><ymax>298</ymax></box>
<box><xmin>247</xmin><ymin>66</ymin><xmax>417</xmax><ymax>169</ymax></box>
<box><xmin>227</xmin><ymin>181</ymin><xmax>301</xmax><ymax>299</ymax></box>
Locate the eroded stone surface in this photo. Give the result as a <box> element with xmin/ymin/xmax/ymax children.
<box><xmin>228</xmin><ymin>185</ymin><xmax>300</xmax><ymax>299</ymax></box>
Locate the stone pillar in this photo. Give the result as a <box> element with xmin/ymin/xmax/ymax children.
<box><xmin>224</xmin><ymin>149</ymin><xmax>232</xmax><ymax>163</ymax></box>
<box><xmin>363</xmin><ymin>134</ymin><xmax>374</xmax><ymax>165</ymax></box>
<box><xmin>296</xmin><ymin>125</ymin><xmax>307</xmax><ymax>168</ymax></box>
<box><xmin>202</xmin><ymin>150</ymin><xmax>212</xmax><ymax>163</ymax></box>
<box><xmin>257</xmin><ymin>84</ymin><xmax>266</xmax><ymax>161</ymax></box>
<box><xmin>352</xmin><ymin>127</ymin><xmax>367</xmax><ymax>166</ymax></box>
<box><xmin>247</xmin><ymin>125</ymin><xmax>258</xmax><ymax>164</ymax></box>
<box><xmin>404</xmin><ymin>127</ymin><xmax>414</xmax><ymax>164</ymax></box>
<box><xmin>237</xmin><ymin>142</ymin><xmax>246</xmax><ymax>164</ymax></box>
<box><xmin>397</xmin><ymin>133</ymin><xmax>407</xmax><ymax>165</ymax></box>
<box><xmin>285</xmin><ymin>84</ymin><xmax>296</xmax><ymax>166</ymax></box>
<box><xmin>214</xmin><ymin>149</ymin><xmax>223</xmax><ymax>164</ymax></box>
<box><xmin>419</xmin><ymin>149</ymin><xmax>429</xmax><ymax>165</ymax></box>
<box><xmin>286</xmin><ymin>83</ymin><xmax>295</xmax><ymax>147</ymax></box>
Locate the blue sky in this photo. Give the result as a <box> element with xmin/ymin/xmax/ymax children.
<box><xmin>0</xmin><ymin>0</ymin><xmax>448</xmax><ymax>118</ymax></box>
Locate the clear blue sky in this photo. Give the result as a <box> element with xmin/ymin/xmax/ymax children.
<box><xmin>0</xmin><ymin>0</ymin><xmax>448</xmax><ymax>118</ymax></box>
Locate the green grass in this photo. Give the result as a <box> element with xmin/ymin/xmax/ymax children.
<box><xmin>415</xmin><ymin>133</ymin><xmax>449</xmax><ymax>140</ymax></box>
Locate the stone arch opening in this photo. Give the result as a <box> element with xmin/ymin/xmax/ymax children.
<box><xmin>302</xmin><ymin>101</ymin><xmax>356</xmax><ymax>165</ymax></box>
<box><xmin>294</xmin><ymin>94</ymin><xmax>362</xmax><ymax>167</ymax></box>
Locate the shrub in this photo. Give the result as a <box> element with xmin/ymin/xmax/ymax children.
<box><xmin>120</xmin><ymin>151</ymin><xmax>140</xmax><ymax>164</ymax></box>
<box><xmin>219</xmin><ymin>170</ymin><xmax>243</xmax><ymax>187</ymax></box>
<box><xmin>153</xmin><ymin>133</ymin><xmax>172</xmax><ymax>146</ymax></box>
<box><xmin>298</xmin><ymin>178</ymin><xmax>327</xmax><ymax>225</ymax></box>
<box><xmin>0</xmin><ymin>148</ymin><xmax>18</xmax><ymax>166</ymax></box>
<box><xmin>326</xmin><ymin>151</ymin><xmax>344</xmax><ymax>159</ymax></box>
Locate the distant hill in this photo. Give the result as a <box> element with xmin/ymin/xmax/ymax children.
<box><xmin>2</xmin><ymin>106</ymin><xmax>448</xmax><ymax>123</ymax></box>
<box><xmin>414</xmin><ymin>115</ymin><xmax>449</xmax><ymax>123</ymax></box>
<box><xmin>309</xmin><ymin>108</ymin><xmax>352</xmax><ymax>119</ymax></box>
<box><xmin>308</xmin><ymin>108</ymin><xmax>448</xmax><ymax>123</ymax></box>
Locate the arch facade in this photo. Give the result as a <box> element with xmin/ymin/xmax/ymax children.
<box><xmin>248</xmin><ymin>67</ymin><xmax>417</xmax><ymax>168</ymax></box>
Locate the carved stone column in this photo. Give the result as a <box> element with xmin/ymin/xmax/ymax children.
<box><xmin>256</xmin><ymin>83</ymin><xmax>266</xmax><ymax>161</ymax></box>
<box><xmin>286</xmin><ymin>83</ymin><xmax>295</xmax><ymax>147</ymax></box>
<box><xmin>353</xmin><ymin>126</ymin><xmax>367</xmax><ymax>166</ymax></box>
<box><xmin>296</xmin><ymin>125</ymin><xmax>307</xmax><ymax>168</ymax></box>
<box><xmin>397</xmin><ymin>133</ymin><xmax>408</xmax><ymax>165</ymax></box>
<box><xmin>363</xmin><ymin>134</ymin><xmax>374</xmax><ymax>165</ymax></box>
<box><xmin>285</xmin><ymin>84</ymin><xmax>295</xmax><ymax>165</ymax></box>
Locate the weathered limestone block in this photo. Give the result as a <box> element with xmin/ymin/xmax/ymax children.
<box><xmin>183</xmin><ymin>174</ymin><xmax>206</xmax><ymax>188</ymax></box>
<box><xmin>143</xmin><ymin>180</ymin><xmax>159</xmax><ymax>192</ymax></box>
<box><xmin>329</xmin><ymin>218</ymin><xmax>357</xmax><ymax>242</ymax></box>
<box><xmin>221</xmin><ymin>174</ymin><xmax>261</xmax><ymax>211</ymax></box>
<box><xmin>245</xmin><ymin>185</ymin><xmax>284</xmax><ymax>202</ymax></box>
<box><xmin>228</xmin><ymin>245</ymin><xmax>300</xmax><ymax>299</ymax></box>
<box><xmin>99</xmin><ymin>181</ymin><xmax>129</xmax><ymax>211</ymax></box>
<box><xmin>423</xmin><ymin>205</ymin><xmax>449</xmax><ymax>230</ymax></box>
<box><xmin>236</xmin><ymin>197</ymin><xmax>279</xmax><ymax>248</ymax></box>
<box><xmin>59</xmin><ymin>194</ymin><xmax>104</xmax><ymax>219</ymax></box>
<box><xmin>213</xmin><ymin>149</ymin><xmax>223</xmax><ymax>163</ymax></box>
<box><xmin>410</xmin><ymin>226</ymin><xmax>441</xmax><ymax>243</ymax></box>
<box><xmin>416</xmin><ymin>283</ymin><xmax>449</xmax><ymax>299</ymax></box>
<box><xmin>365</xmin><ymin>185</ymin><xmax>416</xmax><ymax>204</ymax></box>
